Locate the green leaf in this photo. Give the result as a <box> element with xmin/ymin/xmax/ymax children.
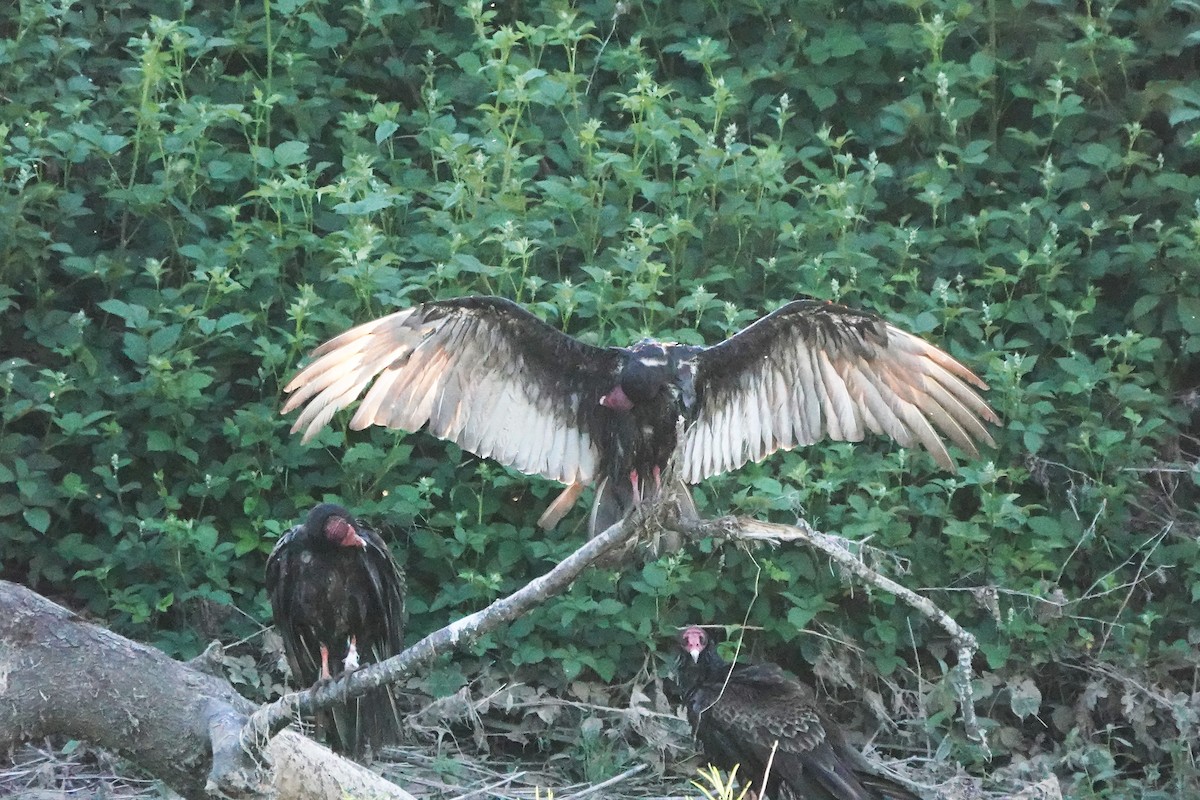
<box><xmin>1075</xmin><ymin>142</ymin><xmax>1119</xmax><ymax>169</ymax></box>
<box><xmin>806</xmin><ymin>85</ymin><xmax>838</xmax><ymax>111</ymax></box>
<box><xmin>148</xmin><ymin>324</ymin><xmax>181</xmax><ymax>354</ymax></box>
<box><xmin>146</xmin><ymin>430</ymin><xmax>174</xmax><ymax>452</ymax></box>
<box><xmin>1177</xmin><ymin>296</ymin><xmax>1200</xmax><ymax>334</ymax></box>
<box><xmin>98</xmin><ymin>299</ymin><xmax>150</xmax><ymax>329</ymax></box>
<box><xmin>23</xmin><ymin>507</ymin><xmax>50</xmax><ymax>533</ymax></box>
<box><xmin>1008</xmin><ymin>677</ymin><xmax>1042</xmax><ymax>720</ymax></box>
<box><xmin>1130</xmin><ymin>294</ymin><xmax>1161</xmax><ymax>320</ymax></box>
<box><xmin>375</xmin><ymin>120</ymin><xmax>399</xmax><ymax>144</ymax></box>
<box><xmin>273</xmin><ymin>141</ymin><xmax>309</xmax><ymax>166</ymax></box>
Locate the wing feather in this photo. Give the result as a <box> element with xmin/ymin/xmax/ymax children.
<box><xmin>814</xmin><ymin>348</ymin><xmax>864</xmax><ymax>442</ymax></box>
<box><xmin>769</xmin><ymin>363</ymin><xmax>797</xmax><ymax>451</ymax></box>
<box><xmin>543</xmin><ymin>423</ymin><xmax>563</xmax><ymax>478</ymax></box>
<box><xmin>918</xmin><ymin>372</ymin><xmax>994</xmax><ymax>454</ymax></box>
<box><xmin>681</xmin><ymin>299</ymin><xmax>998</xmax><ymax>481</ymax></box>
<box><xmin>755</xmin><ymin>371</ymin><xmax>776</xmax><ymax>461</ymax></box>
<box><xmin>359</xmin><ymin>525</ymin><xmax>406</xmax><ymax>655</ymax></box>
<box><xmin>562</xmin><ymin>422</ymin><xmax>583</xmax><ymax>484</ymax></box>
<box><xmin>265</xmin><ymin>526</ymin><xmax>324</xmax><ymax>686</ymax></box>
<box><xmin>727</xmin><ymin>388</ymin><xmax>748</xmax><ymax>468</ymax></box>
<box><xmin>532</xmin><ymin>396</ymin><xmax>558</xmax><ymax>475</ymax></box>
<box><xmin>457</xmin><ymin>369</ymin><xmax>505</xmax><ymax>455</ymax></box>
<box><xmin>847</xmin><ymin>360</ymin><xmax>951</xmax><ymax>466</ymax></box>
<box><xmin>742</xmin><ymin>375</ymin><xmax>764</xmax><ymax>464</ymax></box>
<box><xmin>283</xmin><ymin>297</ymin><xmax>621</xmax><ymax>484</ymax></box>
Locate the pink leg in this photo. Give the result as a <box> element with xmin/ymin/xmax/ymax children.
<box><xmin>652</xmin><ymin>465</ymin><xmax>662</xmax><ymax>493</ymax></box>
<box><xmin>629</xmin><ymin>470</ymin><xmax>641</xmax><ymax>504</ymax></box>
<box><xmin>319</xmin><ymin>643</ymin><xmax>332</xmax><ymax>680</ymax></box>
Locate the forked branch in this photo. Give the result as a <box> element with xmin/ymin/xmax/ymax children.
<box><xmin>673</xmin><ymin>513</ymin><xmax>987</xmax><ymax>753</ymax></box>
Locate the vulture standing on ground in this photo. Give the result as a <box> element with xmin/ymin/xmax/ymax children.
<box><xmin>265</xmin><ymin>503</ymin><xmax>406</xmax><ymax>757</ymax></box>
<box><xmin>677</xmin><ymin>626</ymin><xmax>921</xmax><ymax>800</ymax></box>
<box><xmin>282</xmin><ymin>295</ymin><xmax>997</xmax><ymax>537</ymax></box>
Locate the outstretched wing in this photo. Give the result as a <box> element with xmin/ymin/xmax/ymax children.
<box><xmin>682</xmin><ymin>299</ymin><xmax>998</xmax><ymax>481</ymax></box>
<box><xmin>282</xmin><ymin>296</ymin><xmax>623</xmax><ymax>485</ymax></box>
<box><xmin>264</xmin><ymin>525</ymin><xmax>322</xmax><ymax>686</ymax></box>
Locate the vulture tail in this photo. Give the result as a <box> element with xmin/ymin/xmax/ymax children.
<box><xmin>326</xmin><ymin>683</ymin><xmax>402</xmax><ymax>759</ymax></box>
<box><xmin>589</xmin><ymin>477</ymin><xmax>697</xmax><ymax>538</ymax></box>
<box><xmin>590</xmin><ymin>477</ymin><xmax>695</xmax><ymax>566</ymax></box>
<box><xmin>588</xmin><ymin>475</ymin><xmax>633</xmax><ymax>538</ymax></box>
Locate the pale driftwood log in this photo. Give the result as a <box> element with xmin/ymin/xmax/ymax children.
<box><xmin>0</xmin><ymin>580</ymin><xmax>414</xmax><ymax>800</ymax></box>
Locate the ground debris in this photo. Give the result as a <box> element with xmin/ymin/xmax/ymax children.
<box><xmin>1</xmin><ymin>740</ymin><xmax>175</xmax><ymax>800</ymax></box>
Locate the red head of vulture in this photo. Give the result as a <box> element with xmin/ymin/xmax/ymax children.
<box><xmin>677</xmin><ymin>626</ymin><xmax>921</xmax><ymax>800</ymax></box>
<box><xmin>281</xmin><ymin>296</ymin><xmax>997</xmax><ymax>536</ymax></box>
<box><xmin>265</xmin><ymin>503</ymin><xmax>406</xmax><ymax>757</ymax></box>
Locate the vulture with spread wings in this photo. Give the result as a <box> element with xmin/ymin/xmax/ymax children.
<box><xmin>266</xmin><ymin>503</ymin><xmax>406</xmax><ymax>758</ymax></box>
<box><xmin>282</xmin><ymin>296</ymin><xmax>997</xmax><ymax>536</ymax></box>
<box><xmin>678</xmin><ymin>626</ymin><xmax>921</xmax><ymax>800</ymax></box>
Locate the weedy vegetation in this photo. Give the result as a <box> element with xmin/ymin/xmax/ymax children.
<box><xmin>2</xmin><ymin>0</ymin><xmax>1199</xmax><ymax>797</ymax></box>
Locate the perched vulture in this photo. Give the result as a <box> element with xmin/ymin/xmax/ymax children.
<box><xmin>265</xmin><ymin>503</ymin><xmax>406</xmax><ymax>757</ymax></box>
<box><xmin>677</xmin><ymin>626</ymin><xmax>920</xmax><ymax>800</ymax></box>
<box><xmin>282</xmin><ymin>295</ymin><xmax>997</xmax><ymax>536</ymax></box>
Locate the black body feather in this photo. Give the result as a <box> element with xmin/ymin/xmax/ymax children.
<box><xmin>265</xmin><ymin>503</ymin><xmax>406</xmax><ymax>757</ymax></box>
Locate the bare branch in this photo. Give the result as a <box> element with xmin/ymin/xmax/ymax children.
<box><xmin>672</xmin><ymin>514</ymin><xmax>989</xmax><ymax>754</ymax></box>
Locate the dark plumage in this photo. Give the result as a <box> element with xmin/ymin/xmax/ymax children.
<box><xmin>265</xmin><ymin>503</ymin><xmax>406</xmax><ymax>757</ymax></box>
<box><xmin>282</xmin><ymin>296</ymin><xmax>997</xmax><ymax>537</ymax></box>
<box><xmin>677</xmin><ymin>626</ymin><xmax>921</xmax><ymax>800</ymax></box>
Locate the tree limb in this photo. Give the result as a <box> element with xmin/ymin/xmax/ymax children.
<box><xmin>673</xmin><ymin>513</ymin><xmax>988</xmax><ymax>754</ymax></box>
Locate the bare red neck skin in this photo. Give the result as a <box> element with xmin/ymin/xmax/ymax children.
<box><xmin>600</xmin><ymin>384</ymin><xmax>634</xmax><ymax>411</ymax></box>
<box><xmin>681</xmin><ymin>626</ymin><xmax>708</xmax><ymax>661</ymax></box>
<box><xmin>324</xmin><ymin>516</ymin><xmax>366</xmax><ymax>548</ymax></box>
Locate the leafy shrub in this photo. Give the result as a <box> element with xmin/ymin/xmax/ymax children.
<box><xmin>2</xmin><ymin>0</ymin><xmax>1199</xmax><ymax>792</ymax></box>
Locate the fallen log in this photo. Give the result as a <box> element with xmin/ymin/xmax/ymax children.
<box><xmin>0</xmin><ymin>580</ymin><xmax>413</xmax><ymax>800</ymax></box>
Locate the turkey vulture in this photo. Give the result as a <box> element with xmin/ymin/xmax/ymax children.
<box><xmin>265</xmin><ymin>503</ymin><xmax>406</xmax><ymax>757</ymax></box>
<box><xmin>677</xmin><ymin>626</ymin><xmax>921</xmax><ymax>800</ymax></box>
<box><xmin>282</xmin><ymin>295</ymin><xmax>997</xmax><ymax>536</ymax></box>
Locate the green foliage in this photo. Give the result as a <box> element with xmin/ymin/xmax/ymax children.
<box><xmin>3</xmin><ymin>0</ymin><xmax>1199</xmax><ymax>792</ymax></box>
